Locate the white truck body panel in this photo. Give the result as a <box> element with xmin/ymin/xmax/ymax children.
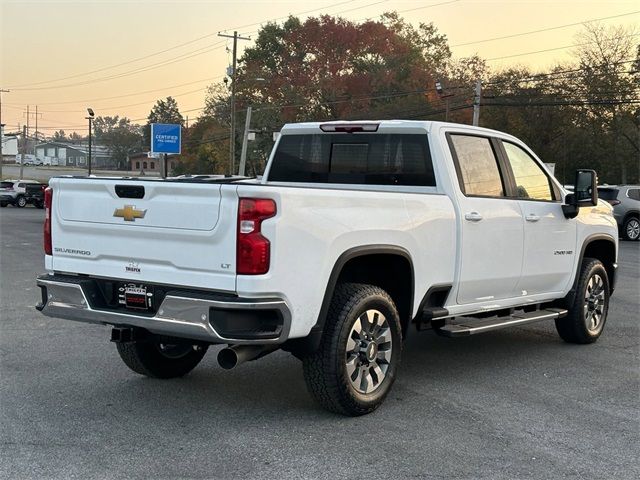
<box><xmin>234</xmin><ymin>184</ymin><xmax>456</xmax><ymax>338</ymax></box>
<box><xmin>41</xmin><ymin>120</ymin><xmax>618</xmax><ymax>342</ymax></box>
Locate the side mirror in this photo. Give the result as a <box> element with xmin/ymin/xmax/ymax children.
<box><xmin>562</xmin><ymin>169</ymin><xmax>598</xmax><ymax>219</ymax></box>
<box><xmin>574</xmin><ymin>169</ymin><xmax>598</xmax><ymax>206</ymax></box>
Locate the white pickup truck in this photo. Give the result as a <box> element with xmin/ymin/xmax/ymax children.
<box><xmin>37</xmin><ymin>120</ymin><xmax>618</xmax><ymax>416</ymax></box>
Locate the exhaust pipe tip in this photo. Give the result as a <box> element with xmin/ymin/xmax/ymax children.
<box><xmin>217</xmin><ymin>344</ymin><xmax>279</xmax><ymax>370</ymax></box>
<box><xmin>217</xmin><ymin>347</ymin><xmax>240</xmax><ymax>370</ymax></box>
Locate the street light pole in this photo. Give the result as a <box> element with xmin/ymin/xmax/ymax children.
<box><xmin>86</xmin><ymin>108</ymin><xmax>94</xmax><ymax>176</ymax></box>
<box><xmin>0</xmin><ymin>88</ymin><xmax>9</xmax><ymax>179</ymax></box>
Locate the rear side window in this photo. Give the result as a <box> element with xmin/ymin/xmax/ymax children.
<box><xmin>628</xmin><ymin>188</ymin><xmax>640</xmax><ymax>201</ymax></box>
<box><xmin>1</xmin><ymin>182</ymin><xmax>13</xmax><ymax>189</ymax></box>
<box><xmin>449</xmin><ymin>134</ymin><xmax>504</xmax><ymax>197</ymax></box>
<box><xmin>268</xmin><ymin>133</ymin><xmax>435</xmax><ymax>186</ymax></box>
<box><xmin>598</xmin><ymin>188</ymin><xmax>619</xmax><ymax>201</ymax></box>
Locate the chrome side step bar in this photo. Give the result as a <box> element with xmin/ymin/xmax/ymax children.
<box><xmin>436</xmin><ymin>308</ymin><xmax>568</xmax><ymax>337</ymax></box>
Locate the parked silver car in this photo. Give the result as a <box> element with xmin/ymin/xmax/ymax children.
<box><xmin>598</xmin><ymin>185</ymin><xmax>640</xmax><ymax>241</ymax></box>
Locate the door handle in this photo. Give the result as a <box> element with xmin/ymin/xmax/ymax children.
<box><xmin>464</xmin><ymin>212</ymin><xmax>483</xmax><ymax>222</ymax></box>
<box><xmin>525</xmin><ymin>214</ymin><xmax>540</xmax><ymax>222</ymax></box>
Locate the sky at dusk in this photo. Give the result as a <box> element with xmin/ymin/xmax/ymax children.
<box><xmin>1</xmin><ymin>0</ymin><xmax>638</xmax><ymax>134</ymax></box>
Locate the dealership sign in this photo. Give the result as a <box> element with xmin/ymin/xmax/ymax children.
<box><xmin>151</xmin><ymin>123</ymin><xmax>181</xmax><ymax>154</ymax></box>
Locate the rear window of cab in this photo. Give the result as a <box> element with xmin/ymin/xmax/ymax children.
<box><xmin>268</xmin><ymin>133</ymin><xmax>435</xmax><ymax>186</ymax></box>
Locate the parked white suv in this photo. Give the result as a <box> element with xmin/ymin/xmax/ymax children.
<box><xmin>36</xmin><ymin>121</ymin><xmax>618</xmax><ymax>415</ymax></box>
<box><xmin>0</xmin><ymin>179</ymin><xmax>40</xmax><ymax>208</ymax></box>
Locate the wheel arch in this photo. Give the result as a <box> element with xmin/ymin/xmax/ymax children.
<box><xmin>283</xmin><ymin>245</ymin><xmax>415</xmax><ymax>357</ymax></box>
<box><xmin>622</xmin><ymin>210</ymin><xmax>639</xmax><ymax>226</ymax></box>
<box><xmin>573</xmin><ymin>234</ymin><xmax>617</xmax><ymax>296</ymax></box>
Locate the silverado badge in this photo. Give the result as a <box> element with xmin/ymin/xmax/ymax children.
<box><xmin>113</xmin><ymin>205</ymin><xmax>146</xmax><ymax>222</ymax></box>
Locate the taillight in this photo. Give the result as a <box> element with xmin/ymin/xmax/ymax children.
<box><xmin>237</xmin><ymin>198</ymin><xmax>276</xmax><ymax>275</ymax></box>
<box><xmin>44</xmin><ymin>187</ymin><xmax>53</xmax><ymax>255</ymax></box>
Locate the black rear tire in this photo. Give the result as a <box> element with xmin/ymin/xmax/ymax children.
<box><xmin>0</xmin><ymin>203</ymin><xmax>6</xmax><ymax>207</ymax></box>
<box><xmin>555</xmin><ymin>258</ymin><xmax>610</xmax><ymax>344</ymax></box>
<box><xmin>622</xmin><ymin>216</ymin><xmax>639</xmax><ymax>241</ymax></box>
<box><xmin>116</xmin><ymin>339</ymin><xmax>208</xmax><ymax>379</ymax></box>
<box><xmin>303</xmin><ymin>283</ymin><xmax>402</xmax><ymax>416</ymax></box>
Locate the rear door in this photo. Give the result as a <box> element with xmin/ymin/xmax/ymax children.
<box><xmin>447</xmin><ymin>133</ymin><xmax>524</xmax><ymax>304</ymax></box>
<box><xmin>49</xmin><ymin>178</ymin><xmax>239</xmax><ymax>292</ymax></box>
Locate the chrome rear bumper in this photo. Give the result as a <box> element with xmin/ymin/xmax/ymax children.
<box><xmin>36</xmin><ymin>275</ymin><xmax>291</xmax><ymax>344</ymax></box>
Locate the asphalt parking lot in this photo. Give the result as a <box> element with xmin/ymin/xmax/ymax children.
<box><xmin>1</xmin><ymin>206</ymin><xmax>638</xmax><ymax>480</ymax></box>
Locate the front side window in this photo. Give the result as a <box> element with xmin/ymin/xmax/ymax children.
<box><xmin>503</xmin><ymin>142</ymin><xmax>553</xmax><ymax>201</ymax></box>
<box><xmin>449</xmin><ymin>135</ymin><xmax>504</xmax><ymax>197</ymax></box>
<box><xmin>268</xmin><ymin>133</ymin><xmax>435</xmax><ymax>186</ymax></box>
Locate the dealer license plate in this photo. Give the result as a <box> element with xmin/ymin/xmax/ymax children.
<box><xmin>118</xmin><ymin>283</ymin><xmax>153</xmax><ymax>310</ymax></box>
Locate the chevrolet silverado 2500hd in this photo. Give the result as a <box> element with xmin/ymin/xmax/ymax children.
<box><xmin>36</xmin><ymin>121</ymin><xmax>618</xmax><ymax>416</ymax></box>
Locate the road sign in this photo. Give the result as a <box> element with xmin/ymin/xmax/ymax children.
<box><xmin>151</xmin><ymin>123</ymin><xmax>181</xmax><ymax>154</ymax></box>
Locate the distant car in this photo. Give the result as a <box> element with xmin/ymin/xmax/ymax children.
<box><xmin>0</xmin><ymin>179</ymin><xmax>40</xmax><ymax>208</ymax></box>
<box><xmin>24</xmin><ymin>183</ymin><xmax>48</xmax><ymax>208</ymax></box>
<box><xmin>598</xmin><ymin>185</ymin><xmax>640</xmax><ymax>241</ymax></box>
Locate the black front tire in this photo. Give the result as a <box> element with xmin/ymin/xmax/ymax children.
<box><xmin>15</xmin><ymin>196</ymin><xmax>26</xmax><ymax>208</ymax></box>
<box><xmin>622</xmin><ymin>216</ymin><xmax>639</xmax><ymax>241</ymax></box>
<box><xmin>555</xmin><ymin>258</ymin><xmax>610</xmax><ymax>344</ymax></box>
<box><xmin>116</xmin><ymin>340</ymin><xmax>208</xmax><ymax>379</ymax></box>
<box><xmin>303</xmin><ymin>283</ymin><xmax>402</xmax><ymax>416</ymax></box>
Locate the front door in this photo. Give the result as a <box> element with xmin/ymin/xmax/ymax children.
<box><xmin>498</xmin><ymin>140</ymin><xmax>577</xmax><ymax>296</ymax></box>
<box><xmin>447</xmin><ymin>133</ymin><xmax>524</xmax><ymax>305</ymax></box>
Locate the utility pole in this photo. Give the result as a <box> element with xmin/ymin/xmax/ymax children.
<box><xmin>472</xmin><ymin>80</ymin><xmax>482</xmax><ymax>126</ymax></box>
<box><xmin>23</xmin><ymin>106</ymin><xmax>41</xmax><ymax>154</ymax></box>
<box><xmin>0</xmin><ymin>88</ymin><xmax>9</xmax><ymax>179</ymax></box>
<box><xmin>20</xmin><ymin>125</ymin><xmax>26</xmax><ymax>180</ymax></box>
<box><xmin>218</xmin><ymin>31</ymin><xmax>251</xmax><ymax>175</ymax></box>
<box><xmin>25</xmin><ymin>105</ymin><xmax>30</xmax><ymax>152</ymax></box>
<box><xmin>239</xmin><ymin>106</ymin><xmax>252</xmax><ymax>176</ymax></box>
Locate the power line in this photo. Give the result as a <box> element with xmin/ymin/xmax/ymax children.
<box><xmin>221</xmin><ymin>0</ymin><xmax>362</xmax><ymax>33</ymax></box>
<box><xmin>6</xmin><ymin>0</ymin><xmax>363</xmax><ymax>91</ymax></box>
<box><xmin>395</xmin><ymin>0</ymin><xmax>461</xmax><ymax>16</ymax></box>
<box><xmin>452</xmin><ymin>10</ymin><xmax>640</xmax><ymax>48</ymax></box>
<box><xmin>240</xmin><ymin>0</ymin><xmax>395</xmax><ymax>36</ymax></box>
<box><xmin>486</xmin><ymin>34</ymin><xmax>640</xmax><ymax>61</ymax></box>
<box><xmin>10</xmin><ymin>42</ymin><xmax>226</xmax><ymax>91</ymax></box>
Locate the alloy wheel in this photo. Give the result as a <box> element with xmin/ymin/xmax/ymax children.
<box><xmin>584</xmin><ymin>273</ymin><xmax>606</xmax><ymax>333</ymax></box>
<box><xmin>626</xmin><ymin>218</ymin><xmax>640</xmax><ymax>240</ymax></box>
<box><xmin>345</xmin><ymin>309</ymin><xmax>393</xmax><ymax>394</ymax></box>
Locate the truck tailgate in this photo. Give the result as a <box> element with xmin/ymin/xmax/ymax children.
<box><xmin>49</xmin><ymin>178</ymin><xmax>238</xmax><ymax>292</ymax></box>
